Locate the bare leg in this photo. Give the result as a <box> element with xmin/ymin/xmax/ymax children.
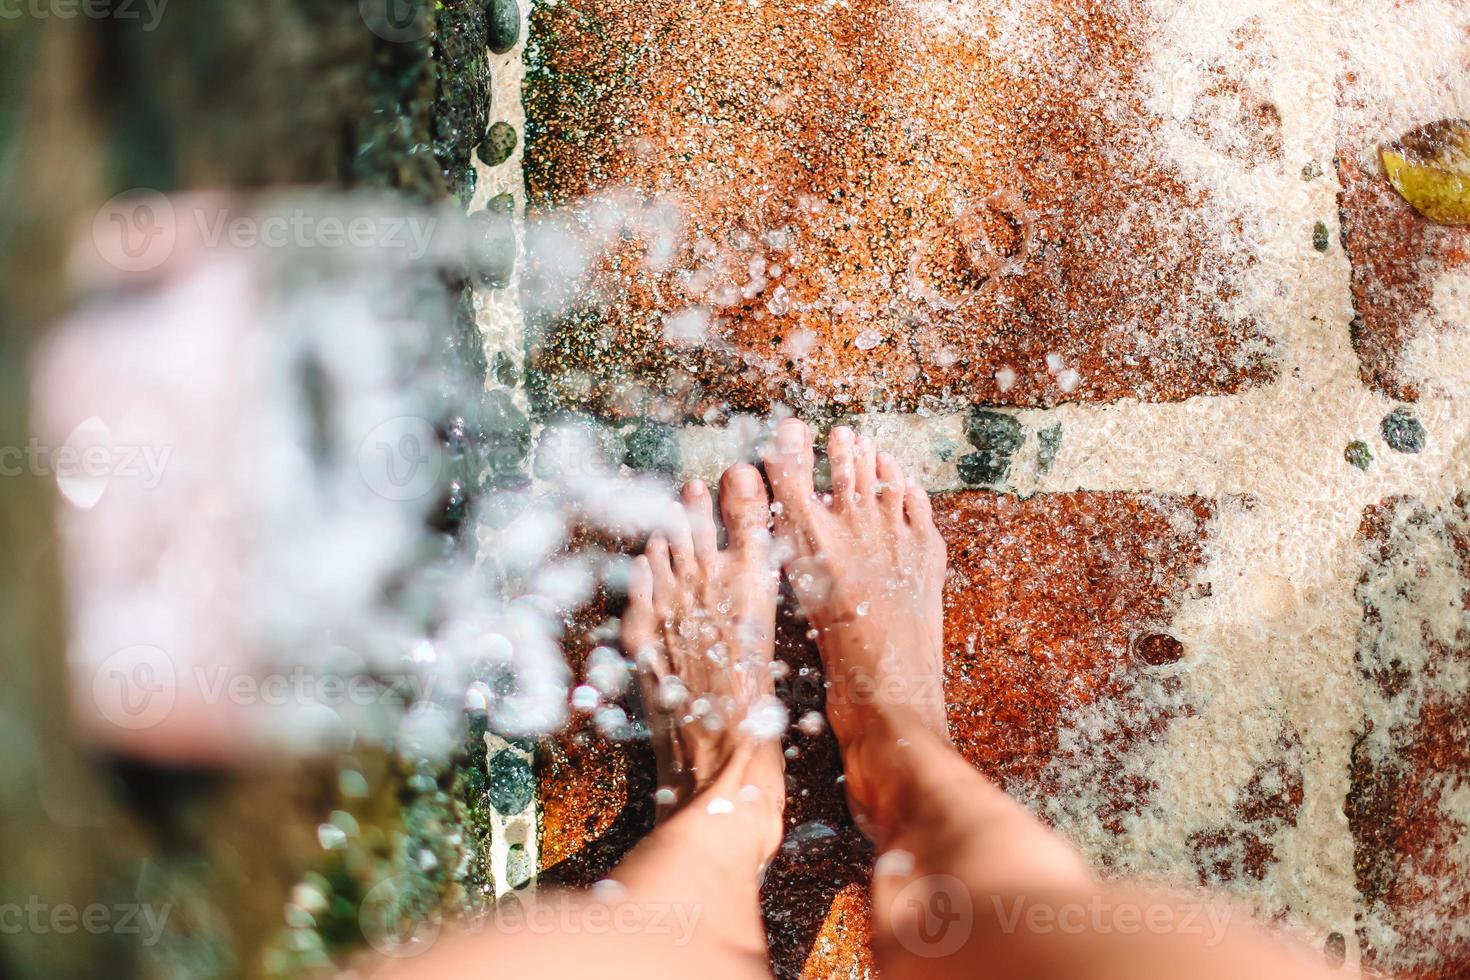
<box><xmin>375</xmin><ymin>465</ymin><xmax>783</xmax><ymax>979</ymax></box>
<box><xmin>763</xmin><ymin>418</ymin><xmax>1335</xmax><ymax>980</ymax></box>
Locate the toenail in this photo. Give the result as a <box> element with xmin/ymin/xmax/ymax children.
<box><xmin>832</xmin><ymin>425</ymin><xmax>853</xmax><ymax>444</ymax></box>
<box><xmin>686</xmin><ymin>479</ymin><xmax>707</xmax><ymax>497</ymax></box>
<box><xmin>730</xmin><ymin>466</ymin><xmax>760</xmax><ymax>494</ymax></box>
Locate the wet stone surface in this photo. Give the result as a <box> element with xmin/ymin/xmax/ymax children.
<box><xmin>524</xmin><ymin>0</ymin><xmax>1275</xmax><ymax>420</ymax></box>
<box><xmin>1350</xmin><ymin>494</ymin><xmax>1470</xmax><ymax>979</ymax></box>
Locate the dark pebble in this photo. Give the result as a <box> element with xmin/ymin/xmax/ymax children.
<box><xmin>1323</xmin><ymin>932</ymin><xmax>1346</xmax><ymax>969</ymax></box>
<box><xmin>486</xmin><ymin>749</ymin><xmax>535</xmax><ymax>815</ymax></box>
<box><xmin>956</xmin><ymin>450</ymin><xmax>1010</xmax><ymax>486</ymax></box>
<box><xmin>1134</xmin><ymin>633</ymin><xmax>1184</xmax><ymax>666</ymax></box>
<box><xmin>478</xmin><ymin>121</ymin><xmax>518</xmax><ymax>167</ymax></box>
<box><xmin>468</xmin><ymin>208</ymin><xmax>516</xmax><ymax>288</ymax></box>
<box><xmin>486</xmin><ymin>0</ymin><xmax>521</xmax><ymax>54</ymax></box>
<box><xmin>1344</xmin><ymin>440</ymin><xmax>1372</xmax><ymax>471</ymax></box>
<box><xmin>492</xmin><ymin>350</ymin><xmax>519</xmax><ymax>386</ymax></box>
<box><xmin>1380</xmin><ymin>407</ymin><xmax>1426</xmax><ymax>454</ymax></box>
<box><xmin>1313</xmin><ymin>221</ymin><xmax>1330</xmax><ymax>252</ymax></box>
<box><xmin>624</xmin><ymin>420</ymin><xmax>682</xmax><ymax>476</ymax></box>
<box><xmin>1037</xmin><ymin>423</ymin><xmax>1063</xmax><ymax>474</ymax></box>
<box><xmin>965</xmin><ymin>407</ymin><xmax>1024</xmax><ymax>454</ymax></box>
<box><xmin>483</xmin><ymin>389</ymin><xmax>532</xmax><ymax>478</ymax></box>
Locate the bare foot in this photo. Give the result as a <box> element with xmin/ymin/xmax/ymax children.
<box><xmin>621</xmin><ymin>464</ymin><xmax>786</xmax><ymax>853</ymax></box>
<box><xmin>763</xmin><ymin>418</ymin><xmax>950</xmax><ymax>800</ymax></box>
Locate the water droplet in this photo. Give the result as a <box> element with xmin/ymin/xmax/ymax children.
<box><xmin>798</xmin><ymin>710</ymin><xmax>826</xmax><ymax>736</ymax></box>
<box><xmin>875</xmin><ymin>848</ymin><xmax>916</xmax><ymax>877</ymax></box>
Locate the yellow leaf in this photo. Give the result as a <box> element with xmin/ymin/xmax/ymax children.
<box><xmin>1381</xmin><ymin>118</ymin><xmax>1470</xmax><ymax>226</ymax></box>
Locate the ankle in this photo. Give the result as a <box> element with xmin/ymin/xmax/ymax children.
<box><xmin>678</xmin><ymin>742</ymin><xmax>786</xmax><ymax>863</ymax></box>
<box><xmin>836</xmin><ymin>708</ymin><xmax>955</xmax><ymax>841</ymax></box>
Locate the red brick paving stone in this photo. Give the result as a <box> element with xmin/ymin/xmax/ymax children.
<box><xmin>1349</xmin><ymin>494</ymin><xmax>1470</xmax><ymax>980</ymax></box>
<box><xmin>1336</xmin><ymin>148</ymin><xmax>1470</xmax><ymax>403</ymax></box>
<box><xmin>537</xmin><ymin>490</ymin><xmax>1217</xmax><ymax>975</ymax></box>
<box><xmin>1335</xmin><ymin>24</ymin><xmax>1470</xmax><ymax>405</ymax></box>
<box><xmin>524</xmin><ymin>0</ymin><xmax>1275</xmax><ymax>419</ymax></box>
<box><xmin>797</xmin><ymin>884</ymin><xmax>876</xmax><ymax>980</ymax></box>
<box><xmin>535</xmin><ymin>533</ymin><xmax>666</xmax><ymax>883</ymax></box>
<box><xmin>937</xmin><ymin>491</ymin><xmax>1216</xmax><ymax>829</ymax></box>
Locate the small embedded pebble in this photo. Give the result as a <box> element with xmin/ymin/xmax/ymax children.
<box><xmin>478</xmin><ymin>121</ymin><xmax>519</xmax><ymax>166</ymax></box>
<box><xmin>1313</xmin><ymin>221</ymin><xmax>1331</xmax><ymax>252</ymax></box>
<box><xmin>1134</xmin><ymin>632</ymin><xmax>1184</xmax><ymax>666</ymax></box>
<box><xmin>487</xmin><ymin>749</ymin><xmax>535</xmax><ymax>814</ymax></box>
<box><xmin>1380</xmin><ymin>407</ymin><xmax>1426</xmax><ymax>454</ymax></box>
<box><xmin>486</xmin><ymin>0</ymin><xmax>521</xmax><ymax>54</ymax></box>
<box><xmin>1037</xmin><ymin>423</ymin><xmax>1063</xmax><ymax>474</ymax></box>
<box><xmin>957</xmin><ymin>450</ymin><xmax>1010</xmax><ymax>486</ymax></box>
<box><xmin>506</xmin><ymin>843</ymin><xmax>533</xmax><ymax>889</ymax></box>
<box><xmin>1323</xmin><ymin>931</ymin><xmax>1346</xmax><ymax>969</ymax></box>
<box><xmin>1344</xmin><ymin>440</ymin><xmax>1372</xmax><ymax>471</ymax></box>
<box><xmin>623</xmin><ymin>419</ymin><xmax>682</xmax><ymax>476</ymax></box>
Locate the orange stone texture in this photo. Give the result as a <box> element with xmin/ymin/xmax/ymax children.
<box><xmin>523</xmin><ymin>0</ymin><xmax>1276</xmax><ymax>420</ymax></box>
<box><xmin>1335</xmin><ymin>22</ymin><xmax>1470</xmax><ymax>403</ymax></box>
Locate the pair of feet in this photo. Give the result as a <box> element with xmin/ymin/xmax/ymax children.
<box><xmin>620</xmin><ymin>418</ymin><xmax>950</xmax><ymax>852</ymax></box>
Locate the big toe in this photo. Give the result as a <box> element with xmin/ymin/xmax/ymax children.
<box><xmin>764</xmin><ymin>418</ymin><xmax>816</xmax><ymax>535</ymax></box>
